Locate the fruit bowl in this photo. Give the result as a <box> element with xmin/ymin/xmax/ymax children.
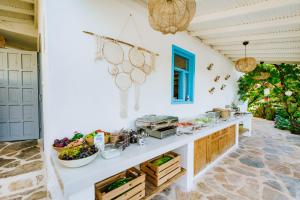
<box><xmin>58</xmin><ymin>151</ymin><xmax>99</xmax><ymax>168</ymax></box>
<box><xmin>53</xmin><ymin>145</ymin><xmax>65</xmax><ymax>153</ymax></box>
<box><xmin>58</xmin><ymin>144</ymin><xmax>99</xmax><ymax>168</ymax></box>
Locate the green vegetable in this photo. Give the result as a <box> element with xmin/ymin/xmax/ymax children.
<box><xmin>152</xmin><ymin>156</ymin><xmax>172</xmax><ymax>166</ymax></box>
<box><xmin>106</xmin><ymin>177</ymin><xmax>133</xmax><ymax>192</ymax></box>
<box><xmin>72</xmin><ymin>133</ymin><xmax>84</xmax><ymax>141</ymax></box>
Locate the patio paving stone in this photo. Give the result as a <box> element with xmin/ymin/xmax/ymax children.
<box><xmin>156</xmin><ymin>118</ymin><xmax>300</xmax><ymax>200</ymax></box>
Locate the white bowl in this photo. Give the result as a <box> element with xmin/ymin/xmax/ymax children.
<box><xmin>58</xmin><ymin>151</ymin><xmax>99</xmax><ymax>168</ymax></box>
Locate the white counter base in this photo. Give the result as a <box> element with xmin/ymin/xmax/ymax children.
<box><xmin>51</xmin><ymin>115</ymin><xmax>252</xmax><ymax>199</ymax></box>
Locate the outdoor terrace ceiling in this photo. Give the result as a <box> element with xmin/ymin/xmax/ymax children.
<box><xmin>140</xmin><ymin>0</ymin><xmax>300</xmax><ymax>64</ymax></box>
<box><xmin>190</xmin><ymin>0</ymin><xmax>300</xmax><ymax>64</ymax></box>
<box><xmin>0</xmin><ymin>0</ymin><xmax>38</xmax><ymax>51</ymax></box>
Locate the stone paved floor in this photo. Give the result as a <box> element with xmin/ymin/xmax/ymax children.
<box><xmin>0</xmin><ymin>140</ymin><xmax>47</xmax><ymax>200</ymax></box>
<box><xmin>155</xmin><ymin>118</ymin><xmax>300</xmax><ymax>200</ymax></box>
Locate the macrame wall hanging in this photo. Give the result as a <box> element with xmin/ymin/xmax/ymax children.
<box><xmin>84</xmin><ymin>14</ymin><xmax>159</xmax><ymax>118</ymax></box>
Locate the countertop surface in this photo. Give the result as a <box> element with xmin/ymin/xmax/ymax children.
<box><xmin>51</xmin><ymin>115</ymin><xmax>252</xmax><ymax>197</ymax></box>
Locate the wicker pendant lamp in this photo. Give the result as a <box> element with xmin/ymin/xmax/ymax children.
<box><xmin>235</xmin><ymin>41</ymin><xmax>257</xmax><ymax>73</ymax></box>
<box><xmin>148</xmin><ymin>0</ymin><xmax>196</xmax><ymax>34</ymax></box>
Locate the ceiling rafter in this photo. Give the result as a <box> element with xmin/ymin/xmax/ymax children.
<box><xmin>221</xmin><ymin>49</ymin><xmax>300</xmax><ymax>55</ymax></box>
<box><xmin>190</xmin><ymin>15</ymin><xmax>300</xmax><ymax>37</ymax></box>
<box><xmin>202</xmin><ymin>31</ymin><xmax>300</xmax><ymax>45</ymax></box>
<box><xmin>191</xmin><ymin>0</ymin><xmax>300</xmax><ymax>25</ymax></box>
<box><xmin>0</xmin><ymin>4</ymin><xmax>34</xmax><ymax>16</ymax></box>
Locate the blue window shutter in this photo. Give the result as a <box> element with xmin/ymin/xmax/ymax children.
<box><xmin>171</xmin><ymin>45</ymin><xmax>195</xmax><ymax>104</ymax></box>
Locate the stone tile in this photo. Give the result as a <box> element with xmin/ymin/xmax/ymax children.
<box><xmin>239</xmin><ymin>155</ymin><xmax>264</xmax><ymax>168</ymax></box>
<box><xmin>260</xmin><ymin>170</ymin><xmax>277</xmax><ymax>180</ymax></box>
<box><xmin>277</xmin><ymin>174</ymin><xmax>300</xmax><ymax>198</ymax></box>
<box><xmin>4</xmin><ymin>161</ymin><xmax>21</xmax><ymax>168</ymax></box>
<box><xmin>263</xmin><ymin>180</ymin><xmax>283</xmax><ymax>192</ymax></box>
<box><xmin>16</xmin><ymin>146</ymin><xmax>40</xmax><ymax>160</ymax></box>
<box><xmin>229</xmin><ymin>152</ymin><xmax>240</xmax><ymax>158</ymax></box>
<box><xmin>197</xmin><ymin>182</ymin><xmax>212</xmax><ymax>194</ymax></box>
<box><xmin>0</xmin><ymin>160</ymin><xmax>43</xmax><ymax>178</ymax></box>
<box><xmin>8</xmin><ymin>179</ymin><xmax>33</xmax><ymax>192</ymax></box>
<box><xmin>237</xmin><ymin>180</ymin><xmax>259</xmax><ymax>200</ymax></box>
<box><xmin>0</xmin><ymin>140</ymin><xmax>38</xmax><ymax>155</ymax></box>
<box><xmin>262</xmin><ymin>186</ymin><xmax>289</xmax><ymax>200</ymax></box>
<box><xmin>150</xmin><ymin>195</ymin><xmax>167</xmax><ymax>200</ymax></box>
<box><xmin>26</xmin><ymin>154</ymin><xmax>42</xmax><ymax>161</ymax></box>
<box><xmin>228</xmin><ymin>166</ymin><xmax>256</xmax><ymax>177</ymax></box>
<box><xmin>24</xmin><ymin>190</ymin><xmax>47</xmax><ymax>200</ymax></box>
<box><xmin>0</xmin><ymin>142</ymin><xmax>8</xmax><ymax>150</ymax></box>
<box><xmin>268</xmin><ymin>163</ymin><xmax>292</xmax><ymax>176</ymax></box>
<box><xmin>0</xmin><ymin>158</ymin><xmax>16</xmax><ymax>167</ymax></box>
<box><xmin>207</xmin><ymin>194</ymin><xmax>227</xmax><ymax>200</ymax></box>
<box><xmin>213</xmin><ymin>167</ymin><xmax>226</xmax><ymax>173</ymax></box>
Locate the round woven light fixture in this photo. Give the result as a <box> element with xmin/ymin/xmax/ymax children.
<box><xmin>235</xmin><ymin>41</ymin><xmax>257</xmax><ymax>73</ymax></box>
<box><xmin>148</xmin><ymin>0</ymin><xmax>196</xmax><ymax>34</ymax></box>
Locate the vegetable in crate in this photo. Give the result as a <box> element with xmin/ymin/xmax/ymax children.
<box><xmin>152</xmin><ymin>155</ymin><xmax>173</xmax><ymax>166</ymax></box>
<box><xmin>106</xmin><ymin>177</ymin><xmax>133</xmax><ymax>192</ymax></box>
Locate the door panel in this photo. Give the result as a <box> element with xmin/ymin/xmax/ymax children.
<box><xmin>0</xmin><ymin>49</ymin><xmax>39</xmax><ymax>141</ymax></box>
<box><xmin>194</xmin><ymin>136</ymin><xmax>208</xmax><ymax>175</ymax></box>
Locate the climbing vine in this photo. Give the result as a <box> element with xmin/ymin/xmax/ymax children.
<box><xmin>238</xmin><ymin>63</ymin><xmax>300</xmax><ymax>134</ymax></box>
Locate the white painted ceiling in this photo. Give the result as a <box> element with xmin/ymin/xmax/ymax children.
<box><xmin>141</xmin><ymin>0</ymin><xmax>300</xmax><ymax>64</ymax></box>
<box><xmin>0</xmin><ymin>0</ymin><xmax>38</xmax><ymax>51</ymax></box>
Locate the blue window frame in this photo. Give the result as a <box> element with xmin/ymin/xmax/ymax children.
<box><xmin>171</xmin><ymin>45</ymin><xmax>195</xmax><ymax>104</ymax></box>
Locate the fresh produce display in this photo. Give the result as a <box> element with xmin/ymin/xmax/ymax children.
<box><xmin>53</xmin><ymin>137</ymin><xmax>71</xmax><ymax>148</ymax></box>
<box><xmin>67</xmin><ymin>138</ymin><xmax>84</xmax><ymax>148</ymax></box>
<box><xmin>177</xmin><ymin>122</ymin><xmax>194</xmax><ymax>127</ymax></box>
<box><xmin>194</xmin><ymin>118</ymin><xmax>212</xmax><ymax>124</ymax></box>
<box><xmin>71</xmin><ymin>132</ymin><xmax>84</xmax><ymax>141</ymax></box>
<box><xmin>152</xmin><ymin>155</ymin><xmax>173</xmax><ymax>166</ymax></box>
<box><xmin>59</xmin><ymin>144</ymin><xmax>98</xmax><ymax>160</ymax></box>
<box><xmin>106</xmin><ymin>177</ymin><xmax>133</xmax><ymax>192</ymax></box>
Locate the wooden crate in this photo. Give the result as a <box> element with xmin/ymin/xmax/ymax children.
<box><xmin>95</xmin><ymin>168</ymin><xmax>145</xmax><ymax>200</ymax></box>
<box><xmin>140</xmin><ymin>152</ymin><xmax>181</xmax><ymax>187</ymax></box>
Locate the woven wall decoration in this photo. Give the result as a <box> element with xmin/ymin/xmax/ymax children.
<box><xmin>84</xmin><ymin>15</ymin><xmax>159</xmax><ymax>118</ymax></box>
<box><xmin>148</xmin><ymin>0</ymin><xmax>196</xmax><ymax>34</ymax></box>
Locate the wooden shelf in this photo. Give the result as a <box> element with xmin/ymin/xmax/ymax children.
<box><xmin>143</xmin><ymin>168</ymin><xmax>186</xmax><ymax>200</ymax></box>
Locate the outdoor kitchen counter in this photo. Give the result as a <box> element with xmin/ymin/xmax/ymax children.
<box><xmin>51</xmin><ymin>115</ymin><xmax>252</xmax><ymax>199</ymax></box>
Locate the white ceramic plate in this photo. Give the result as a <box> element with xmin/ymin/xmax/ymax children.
<box><xmin>58</xmin><ymin>151</ymin><xmax>99</xmax><ymax>168</ymax></box>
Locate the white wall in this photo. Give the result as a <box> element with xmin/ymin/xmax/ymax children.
<box><xmin>42</xmin><ymin>0</ymin><xmax>239</xmax><ymax>196</ymax></box>
<box><xmin>43</xmin><ymin>0</ymin><xmax>239</xmax><ymax>146</ymax></box>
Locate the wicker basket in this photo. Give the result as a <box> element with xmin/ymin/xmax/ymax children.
<box><xmin>253</xmin><ymin>72</ymin><xmax>270</xmax><ymax>80</ymax></box>
<box><xmin>235</xmin><ymin>57</ymin><xmax>257</xmax><ymax>73</ymax></box>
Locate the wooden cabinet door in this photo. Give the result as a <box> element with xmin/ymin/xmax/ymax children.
<box><xmin>219</xmin><ymin>134</ymin><xmax>226</xmax><ymax>154</ymax></box>
<box><xmin>194</xmin><ymin>136</ymin><xmax>208</xmax><ymax>175</ymax></box>
<box><xmin>210</xmin><ymin>133</ymin><xmax>219</xmax><ymax>162</ymax></box>
<box><xmin>229</xmin><ymin>125</ymin><xmax>236</xmax><ymax>146</ymax></box>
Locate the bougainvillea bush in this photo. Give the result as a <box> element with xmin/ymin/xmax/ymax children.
<box><xmin>238</xmin><ymin>63</ymin><xmax>300</xmax><ymax>134</ymax></box>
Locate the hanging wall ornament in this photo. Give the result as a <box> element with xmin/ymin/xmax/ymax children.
<box><xmin>83</xmin><ymin>15</ymin><xmax>159</xmax><ymax>118</ymax></box>
<box><xmin>225</xmin><ymin>74</ymin><xmax>231</xmax><ymax>80</ymax></box>
<box><xmin>120</xmin><ymin>60</ymin><xmax>134</xmax><ymax>74</ymax></box>
<box><xmin>131</xmin><ymin>68</ymin><xmax>146</xmax><ymax>111</ymax></box>
<box><xmin>95</xmin><ymin>35</ymin><xmax>104</xmax><ymax>60</ymax></box>
<box><xmin>207</xmin><ymin>63</ymin><xmax>213</xmax><ymax>70</ymax></box>
<box><xmin>129</xmin><ymin>47</ymin><xmax>145</xmax><ymax>68</ymax></box>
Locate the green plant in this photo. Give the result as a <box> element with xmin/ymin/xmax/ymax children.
<box><xmin>238</xmin><ymin>63</ymin><xmax>300</xmax><ymax>134</ymax></box>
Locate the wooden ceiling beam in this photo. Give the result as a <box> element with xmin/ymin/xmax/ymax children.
<box><xmin>18</xmin><ymin>0</ymin><xmax>35</xmax><ymax>3</ymax></box>
<box><xmin>190</xmin><ymin>16</ymin><xmax>300</xmax><ymax>37</ymax></box>
<box><xmin>214</xmin><ymin>42</ymin><xmax>300</xmax><ymax>51</ymax></box>
<box><xmin>0</xmin><ymin>4</ymin><xmax>34</xmax><ymax>16</ymax></box>
<box><xmin>221</xmin><ymin>49</ymin><xmax>300</xmax><ymax>55</ymax></box>
<box><xmin>191</xmin><ymin>0</ymin><xmax>300</xmax><ymax>24</ymax></box>
<box><xmin>0</xmin><ymin>20</ymin><xmax>37</xmax><ymax>37</ymax></box>
<box><xmin>229</xmin><ymin>54</ymin><xmax>300</xmax><ymax>59</ymax></box>
<box><xmin>202</xmin><ymin>31</ymin><xmax>300</xmax><ymax>45</ymax></box>
<box><xmin>231</xmin><ymin>57</ymin><xmax>300</xmax><ymax>62</ymax></box>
